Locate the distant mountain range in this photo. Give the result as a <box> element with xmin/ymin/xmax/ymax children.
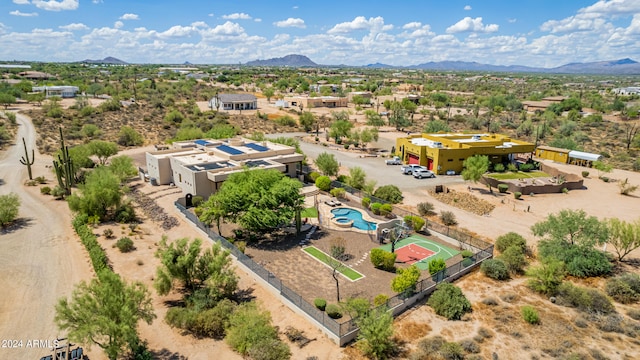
<box><xmin>245</xmin><ymin>54</ymin><xmax>317</xmax><ymax>67</ymax></box>
<box><xmin>79</xmin><ymin>56</ymin><xmax>128</xmax><ymax>65</ymax></box>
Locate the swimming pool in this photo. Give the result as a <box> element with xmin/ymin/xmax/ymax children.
<box><xmin>331</xmin><ymin>208</ymin><xmax>377</xmax><ymax>231</ymax></box>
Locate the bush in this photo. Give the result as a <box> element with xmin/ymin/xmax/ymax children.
<box><xmin>562</xmin><ymin>187</ymin><xmax>569</xmax><ymax>194</ymax></box>
<box><xmin>522</xmin><ymin>305</ymin><xmax>540</xmax><ymax>324</ymax></box>
<box><xmin>391</xmin><ymin>265</ymin><xmax>421</xmax><ymax>295</ymax></box>
<box><xmin>520</xmin><ymin>163</ymin><xmax>533</xmax><ymax>172</ymax></box>
<box><xmin>514</xmin><ymin>191</ymin><xmax>522</xmax><ymax>199</ymax></box>
<box><xmin>103</xmin><ymin>228</ymin><xmax>114</xmax><ymax>239</ymax></box>
<box><xmin>411</xmin><ymin>216</ymin><xmax>425</xmax><ymax>232</ymax></box>
<box><xmin>481</xmin><ymin>259</ymin><xmax>510</xmax><ymax>280</ymax></box>
<box><xmin>556</xmin><ymin>282</ymin><xmax>615</xmax><ymax>314</ymax></box>
<box><xmin>370</xmin><ymin>248</ymin><xmax>396</xmax><ymax>272</ymax></box>
<box><xmin>275</xmin><ymin>115</ymin><xmax>297</xmax><ymax>127</ymax></box>
<box><xmin>309</xmin><ymin>171</ymin><xmax>320</xmax><ymax>182</ymax></box>
<box><xmin>600</xmin><ymin>176</ymin><xmax>610</xmax><ymax>182</ymax></box>
<box><xmin>0</xmin><ymin>193</ymin><xmax>20</xmax><ymax>227</ymax></box>
<box><xmin>440</xmin><ymin>211</ymin><xmax>457</xmax><ymax>226</ymax></box>
<box><xmin>51</xmin><ymin>186</ymin><xmax>66</xmax><ymax>199</ymax></box>
<box><xmin>428</xmin><ymin>258</ymin><xmax>446</xmax><ymax>275</ymax></box>
<box><xmin>225</xmin><ymin>302</ymin><xmax>280</xmax><ymax>356</ymax></box>
<box><xmin>314</xmin><ymin>298</ymin><xmax>327</xmax><ymax>311</ymax></box>
<box><xmin>379</xmin><ymin>203</ymin><xmax>393</xmax><ymax>217</ymax></box>
<box><xmin>440</xmin><ymin>342</ymin><xmax>464</xmax><ymax>359</ymax></box>
<box><xmin>115</xmin><ymin>237</ymin><xmax>135</xmax><ymax>253</ymax></box>
<box><xmin>326</xmin><ymin>304</ymin><xmax>342</xmax><ymax>319</ymax></box>
<box><xmin>373</xmin><ymin>294</ymin><xmax>389</xmax><ymax>307</ymax></box>
<box><xmin>606</xmin><ymin>273</ymin><xmax>640</xmax><ymax>304</ymax></box>
<box><xmin>499</xmin><ymin>246</ymin><xmax>527</xmax><ymax>274</ymax></box>
<box><xmin>497</xmin><ymin>184</ymin><xmax>509</xmax><ymax>193</ymax></box>
<box><xmin>191</xmin><ymin>299</ymin><xmax>235</xmax><ymax>338</ymax></box>
<box><xmin>495</xmin><ymin>232</ymin><xmax>527</xmax><ymax>253</ymax></box>
<box><xmin>427</xmin><ymin>283</ymin><xmax>472</xmax><ymax>320</ymax></box>
<box><xmin>628</xmin><ymin>309</ymin><xmax>640</xmax><ymax>321</ymax></box>
<box><xmin>373</xmin><ymin>184</ymin><xmax>403</xmax><ymax>203</ymax></box>
<box><xmin>40</xmin><ymin>186</ymin><xmax>52</xmax><ymax>195</ymax></box>
<box><xmin>192</xmin><ymin>195</ymin><xmax>204</xmax><ymax>207</ymax></box>
<box><xmin>460</xmin><ymin>339</ymin><xmax>480</xmax><ymax>354</ymax></box>
<box><xmin>315</xmin><ymin>176</ymin><xmax>331</xmax><ymax>191</ymax></box>
<box><xmin>117</xmin><ymin>126</ymin><xmax>144</xmax><ymax>146</ymax></box>
<box><xmin>493</xmin><ymin>163</ymin><xmax>505</xmax><ymax>173</ymax></box>
<box><xmin>330</xmin><ymin>187</ymin><xmax>346</xmax><ymax>199</ymax></box>
<box><xmin>115</xmin><ymin>203</ymin><xmax>137</xmax><ymax>224</ymax></box>
<box><xmin>370</xmin><ymin>202</ymin><xmax>382</xmax><ymax>215</ymax></box>
<box><xmin>417</xmin><ymin>201</ymin><xmax>435</xmax><ymax>216</ymax></box>
<box><xmin>336</xmin><ymin>174</ymin><xmax>347</xmax><ymax>183</ymax></box>
<box><xmin>361</xmin><ymin>197</ymin><xmax>371</xmax><ymax>208</ymax></box>
<box><xmin>538</xmin><ymin>240</ymin><xmax>612</xmax><ymax>278</ymax></box>
<box><xmin>582</xmin><ymin>171</ymin><xmax>590</xmax><ymax>178</ymax></box>
<box><xmin>461</xmin><ymin>250</ymin><xmax>473</xmax><ymax>258</ymax></box>
<box><xmin>246</xmin><ymin>338</ymin><xmax>291</xmax><ymax>360</ymax></box>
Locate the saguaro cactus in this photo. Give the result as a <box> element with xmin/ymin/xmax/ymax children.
<box><xmin>53</xmin><ymin>127</ymin><xmax>73</xmax><ymax>196</ymax></box>
<box><xmin>19</xmin><ymin>137</ymin><xmax>35</xmax><ymax>180</ymax></box>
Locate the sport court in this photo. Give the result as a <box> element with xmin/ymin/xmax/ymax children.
<box><xmin>378</xmin><ymin>234</ymin><xmax>460</xmax><ymax>271</ymax></box>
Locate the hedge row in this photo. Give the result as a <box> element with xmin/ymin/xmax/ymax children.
<box><xmin>72</xmin><ymin>214</ymin><xmax>111</xmax><ymax>273</ymax></box>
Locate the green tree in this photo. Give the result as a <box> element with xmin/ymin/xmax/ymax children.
<box><xmin>154</xmin><ymin>237</ymin><xmax>237</xmax><ymax>300</ymax></box>
<box><xmin>427</xmin><ymin>258</ymin><xmax>446</xmax><ymax>276</ymax></box>
<box><xmin>88</xmin><ymin>140</ymin><xmax>119</xmax><ymax>165</ymax></box>
<box><xmin>225</xmin><ymin>302</ymin><xmax>286</xmax><ymax>357</ymax></box>
<box><xmin>298</xmin><ymin>111</ymin><xmax>315</xmax><ymax>132</ymax></box>
<box><xmin>67</xmin><ymin>166</ymin><xmax>122</xmax><ymax>220</ymax></box>
<box><xmin>117</xmin><ymin>126</ymin><xmax>144</xmax><ymax>146</ymax></box>
<box><xmin>526</xmin><ymin>258</ymin><xmax>566</xmax><ymax>295</ymax></box>
<box><xmin>356</xmin><ymin>306</ymin><xmax>395</xmax><ymax>360</ymax></box>
<box><xmin>461</xmin><ymin>155</ymin><xmax>490</xmax><ymax>184</ymax></box>
<box><xmin>607</xmin><ymin>218</ymin><xmax>640</xmax><ymax>262</ymax></box>
<box><xmin>55</xmin><ymin>271</ymin><xmax>155</xmax><ymax>360</ymax></box>
<box><xmin>359</xmin><ymin>127</ymin><xmax>378</xmax><ymax>149</ymax></box>
<box><xmin>427</xmin><ymin>283</ymin><xmax>472</xmax><ymax>320</ymax></box>
<box><xmin>424</xmin><ymin>119</ymin><xmax>451</xmax><ymax>133</ymax></box>
<box><xmin>108</xmin><ymin>155</ymin><xmax>138</xmax><ymax>183</ymax></box>
<box><xmin>495</xmin><ymin>232</ymin><xmax>528</xmax><ymax>254</ymax></box>
<box><xmin>373</xmin><ymin>184</ymin><xmax>403</xmax><ymax>203</ymax></box>
<box><xmin>531</xmin><ymin>209</ymin><xmax>609</xmax><ymax>247</ymax></box>
<box><xmin>0</xmin><ymin>193</ymin><xmax>20</xmax><ymax>227</ymax></box>
<box><xmin>391</xmin><ymin>265</ymin><xmax>421</xmax><ymax>295</ymax></box>
<box><xmin>0</xmin><ymin>92</ymin><xmax>16</xmax><ymax>109</ymax></box>
<box><xmin>346</xmin><ymin>166</ymin><xmax>366</xmax><ymax>190</ymax></box>
<box><xmin>330</xmin><ymin>237</ymin><xmax>346</xmax><ymax>302</ymax></box>
<box><xmin>263</xmin><ymin>87</ymin><xmax>275</xmax><ymax>102</ymax></box>
<box><xmin>315</xmin><ymin>152</ymin><xmax>339</xmax><ymax>177</ymax></box>
<box><xmin>593</xmin><ymin>160</ymin><xmax>613</xmax><ymax>178</ymax></box>
<box><xmin>329</xmin><ymin>120</ymin><xmax>353</xmax><ymax>142</ymax></box>
<box><xmin>201</xmin><ymin>169</ymin><xmax>303</xmax><ymax>235</ymax></box>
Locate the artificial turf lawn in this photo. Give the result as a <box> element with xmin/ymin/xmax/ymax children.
<box><xmin>300</xmin><ymin>207</ymin><xmax>319</xmax><ymax>218</ymax></box>
<box><xmin>302</xmin><ymin>246</ymin><xmax>364</xmax><ymax>281</ymax></box>
<box><xmin>487</xmin><ymin>171</ymin><xmax>550</xmax><ymax>180</ymax></box>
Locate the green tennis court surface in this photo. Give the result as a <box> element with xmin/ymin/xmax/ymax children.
<box><xmin>302</xmin><ymin>246</ymin><xmax>364</xmax><ymax>281</ymax></box>
<box><xmin>379</xmin><ymin>234</ymin><xmax>460</xmax><ymax>271</ymax></box>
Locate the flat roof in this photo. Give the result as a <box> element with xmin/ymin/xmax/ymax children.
<box><xmin>187</xmin><ymin>161</ymin><xmax>233</xmax><ymax>172</ymax></box>
<box><xmin>216</xmin><ymin>144</ymin><xmax>244</xmax><ymax>155</ymax></box>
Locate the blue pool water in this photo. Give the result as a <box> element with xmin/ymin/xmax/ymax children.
<box><xmin>331</xmin><ymin>208</ymin><xmax>377</xmax><ymax>230</ymax></box>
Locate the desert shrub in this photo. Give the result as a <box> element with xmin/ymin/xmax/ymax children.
<box><xmin>427</xmin><ymin>283</ymin><xmax>472</xmax><ymax>320</ymax></box>
<box><xmin>403</xmin><ymin>215</ymin><xmax>425</xmax><ymax>232</ymax></box>
<box><xmin>34</xmin><ymin>176</ymin><xmax>46</xmax><ymax>184</ymax></box>
<box><xmin>103</xmin><ymin>228</ymin><xmax>114</xmax><ymax>239</ymax></box>
<box><xmin>440</xmin><ymin>342</ymin><xmax>464</xmax><ymax>360</ymax></box>
<box><xmin>275</xmin><ymin>115</ymin><xmax>297</xmax><ymax>127</ymax></box>
<box><xmin>330</xmin><ymin>187</ymin><xmax>346</xmax><ymax>199</ymax></box>
<box><xmin>522</xmin><ymin>305</ymin><xmax>540</xmax><ymax>324</ymax></box>
<box><xmin>165</xmin><ymin>307</ymin><xmax>196</xmax><ymax>330</ymax></box>
<box><xmin>192</xmin><ymin>195</ymin><xmax>204</xmax><ymax>207</ymax></box>
<box><xmin>507</xmin><ymin>163</ymin><xmax>518</xmax><ymax>172</ymax></box>
<box><xmin>40</xmin><ymin>186</ymin><xmax>52</xmax><ymax>195</ymax></box>
<box><xmin>428</xmin><ymin>258</ymin><xmax>446</xmax><ymax>275</ymax></box>
<box><xmin>246</xmin><ymin>338</ymin><xmax>291</xmax><ymax>360</ymax></box>
<box><xmin>370</xmin><ymin>248</ymin><xmax>396</xmax><ymax>272</ymax></box>
<box><xmin>235</xmin><ymin>241</ymin><xmax>246</xmax><ymax>254</ymax></box>
<box><xmin>51</xmin><ymin>186</ymin><xmax>66</xmax><ymax>199</ymax></box>
<box><xmin>191</xmin><ymin>299</ymin><xmax>235</xmax><ymax>338</ymax></box>
<box><xmin>600</xmin><ymin>176</ymin><xmax>610</xmax><ymax>182</ymax></box>
<box><xmin>309</xmin><ymin>171</ymin><xmax>320</xmax><ymax>182</ymax></box>
<box><xmin>115</xmin><ymin>237</ymin><xmax>135</xmax><ymax>253</ymax></box>
<box><xmin>526</xmin><ymin>258</ymin><xmax>566</xmax><ymax>295</ymax></box>
<box><xmin>605</xmin><ymin>273</ymin><xmax>640</xmax><ymax>304</ymax></box>
<box><xmin>225</xmin><ymin>302</ymin><xmax>280</xmax><ymax>356</ymax></box>
<box><xmin>520</xmin><ymin>163</ymin><xmax>533</xmax><ymax>172</ymax></box>
<box><xmin>481</xmin><ymin>259</ymin><xmax>509</xmax><ymax>280</ymax></box>
<box><xmin>373</xmin><ymin>184</ymin><xmax>403</xmax><ymax>203</ymax></box>
<box><xmin>440</xmin><ymin>211</ymin><xmax>457</xmax><ymax>226</ymax></box>
<box><xmin>336</xmin><ymin>174</ymin><xmax>347</xmax><ymax>183</ymax></box>
<box><xmin>391</xmin><ymin>265</ymin><xmax>421</xmax><ymax>295</ymax></box>
<box><xmin>315</xmin><ymin>176</ymin><xmax>331</xmax><ymax>191</ymax></box>
<box><xmin>461</xmin><ymin>250</ymin><xmax>473</xmax><ymax>258</ymax></box>
<box><xmin>115</xmin><ymin>203</ymin><xmax>137</xmax><ymax>223</ymax></box>
<box><xmin>594</xmin><ymin>314</ymin><xmax>625</xmax><ymax>334</ymax></box>
<box><xmin>481</xmin><ymin>297</ymin><xmax>499</xmax><ymax>306</ymax></box>
<box><xmin>370</xmin><ymin>202</ymin><xmax>382</xmax><ymax>215</ymax></box>
<box><xmin>417</xmin><ymin>201</ymin><xmax>435</xmax><ymax>216</ymax></box>
<box><xmin>314</xmin><ymin>298</ymin><xmax>327</xmax><ymax>311</ymax></box>
<box><xmin>325</xmin><ymin>304</ymin><xmax>342</xmax><ymax>319</ymax></box>
<box><xmin>499</xmin><ymin>246</ymin><xmax>527</xmax><ymax>274</ymax></box>
<box><xmin>562</xmin><ymin>187</ymin><xmax>569</xmax><ymax>194</ymax></box>
<box><xmin>416</xmin><ymin>335</ymin><xmax>446</xmax><ymax>354</ymax></box>
<box><xmin>556</xmin><ymin>282</ymin><xmax>615</xmax><ymax>314</ymax></box>
<box><xmin>460</xmin><ymin>339</ymin><xmax>480</xmax><ymax>353</ymax></box>
<box><xmin>538</xmin><ymin>240</ymin><xmax>612</xmax><ymax>278</ymax></box>
<box><xmin>495</xmin><ymin>232</ymin><xmax>527</xmax><ymax>253</ymax></box>
<box><xmin>361</xmin><ymin>197</ymin><xmax>371</xmax><ymax>208</ymax></box>
<box><xmin>514</xmin><ymin>191</ymin><xmax>522</xmax><ymax>199</ymax></box>
<box><xmin>493</xmin><ymin>163</ymin><xmax>505</xmax><ymax>173</ymax></box>
<box><xmin>379</xmin><ymin>203</ymin><xmax>393</xmax><ymax>216</ymax></box>
<box><xmin>581</xmin><ymin>171</ymin><xmax>589</xmax><ymax>178</ymax></box>
<box><xmin>117</xmin><ymin>126</ymin><xmax>144</xmax><ymax>146</ymax></box>
<box><xmin>627</xmin><ymin>309</ymin><xmax>640</xmax><ymax>321</ymax></box>
<box><xmin>373</xmin><ymin>294</ymin><xmax>389</xmax><ymax>307</ymax></box>
<box><xmin>497</xmin><ymin>184</ymin><xmax>509</xmax><ymax>193</ymax></box>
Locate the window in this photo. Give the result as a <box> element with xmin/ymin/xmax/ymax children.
<box><xmin>447</xmin><ymin>159</ymin><xmax>453</xmax><ymax>162</ymax></box>
<box><xmin>179</xmin><ymin>173</ymin><xmax>182</xmax><ymax>183</ymax></box>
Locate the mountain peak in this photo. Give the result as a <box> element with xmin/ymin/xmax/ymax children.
<box><xmin>245</xmin><ymin>54</ymin><xmax>317</xmax><ymax>67</ymax></box>
<box><xmin>80</xmin><ymin>56</ymin><xmax>128</xmax><ymax>65</ymax></box>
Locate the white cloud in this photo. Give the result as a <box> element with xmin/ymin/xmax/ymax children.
<box><xmin>92</xmin><ymin>0</ymin><xmax>102</xmax><ymax>3</ymax></box>
<box><xmin>208</xmin><ymin>13</ymin><xmax>214</xmax><ymax>17</ymax></box>
<box><xmin>540</xmin><ymin>15</ymin><xmax>607</xmax><ymax>33</ymax></box>
<box><xmin>119</xmin><ymin>13</ymin><xmax>139</xmax><ymax>20</ymax></box>
<box><xmin>403</xmin><ymin>22</ymin><xmax>422</xmax><ymax>30</ymax></box>
<box><xmin>32</xmin><ymin>0</ymin><xmax>78</xmax><ymax>11</ymax></box>
<box><xmin>254</xmin><ymin>18</ymin><xmax>262</xmax><ymax>22</ymax></box>
<box><xmin>10</xmin><ymin>10</ymin><xmax>38</xmax><ymax>16</ymax></box>
<box><xmin>464</xmin><ymin>5</ymin><xmax>472</xmax><ymax>11</ymax></box>
<box><xmin>508</xmin><ymin>18</ymin><xmax>517</xmax><ymax>23</ymax></box>
<box><xmin>328</xmin><ymin>16</ymin><xmax>390</xmax><ymax>34</ymax></box>
<box><xmin>446</xmin><ymin>17</ymin><xmax>499</xmax><ymax>33</ymax></box>
<box><xmin>222</xmin><ymin>13</ymin><xmax>252</xmax><ymax>20</ymax></box>
<box><xmin>13</xmin><ymin>0</ymin><xmax>31</xmax><ymax>4</ymax></box>
<box><xmin>157</xmin><ymin>25</ymin><xmax>195</xmax><ymax>38</ymax></box>
<box><xmin>274</xmin><ymin>18</ymin><xmax>306</xmax><ymax>28</ymax></box>
<box><xmin>579</xmin><ymin>0</ymin><xmax>640</xmax><ymax>16</ymax></box>
<box><xmin>210</xmin><ymin>21</ymin><xmax>245</xmax><ymax>35</ymax></box>
<box><xmin>114</xmin><ymin>21</ymin><xmax>124</xmax><ymax>29</ymax></box>
<box><xmin>59</xmin><ymin>23</ymin><xmax>88</xmax><ymax>31</ymax></box>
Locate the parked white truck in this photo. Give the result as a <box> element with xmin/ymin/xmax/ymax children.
<box><xmin>401</xmin><ymin>164</ymin><xmax>427</xmax><ymax>175</ymax></box>
<box><xmin>385</xmin><ymin>156</ymin><xmax>402</xmax><ymax>165</ymax></box>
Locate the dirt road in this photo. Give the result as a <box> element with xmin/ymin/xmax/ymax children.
<box><xmin>0</xmin><ymin>113</ymin><xmax>93</xmax><ymax>359</ymax></box>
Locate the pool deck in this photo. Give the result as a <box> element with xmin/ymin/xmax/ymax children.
<box><xmin>318</xmin><ymin>196</ymin><xmax>380</xmax><ymax>234</ymax></box>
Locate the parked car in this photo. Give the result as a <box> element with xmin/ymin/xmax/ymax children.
<box><xmin>401</xmin><ymin>164</ymin><xmax>427</xmax><ymax>175</ymax></box>
<box><xmin>385</xmin><ymin>156</ymin><xmax>402</xmax><ymax>165</ymax></box>
<box><xmin>413</xmin><ymin>169</ymin><xmax>436</xmax><ymax>179</ymax></box>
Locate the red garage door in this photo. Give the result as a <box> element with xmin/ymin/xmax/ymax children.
<box><xmin>427</xmin><ymin>158</ymin><xmax>434</xmax><ymax>170</ymax></box>
<box><xmin>408</xmin><ymin>154</ymin><xmax>420</xmax><ymax>164</ymax></box>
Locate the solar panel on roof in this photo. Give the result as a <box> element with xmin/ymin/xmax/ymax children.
<box><xmin>244</xmin><ymin>142</ymin><xmax>269</xmax><ymax>152</ymax></box>
<box><xmin>216</xmin><ymin>144</ymin><xmax>244</xmax><ymax>155</ymax></box>
<box><xmin>194</xmin><ymin>139</ymin><xmax>211</xmax><ymax>146</ymax></box>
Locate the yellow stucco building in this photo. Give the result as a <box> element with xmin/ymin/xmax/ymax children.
<box><xmin>396</xmin><ymin>133</ymin><xmax>535</xmax><ymax>175</ymax></box>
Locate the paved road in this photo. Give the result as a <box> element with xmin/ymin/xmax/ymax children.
<box><xmin>267</xmin><ymin>132</ymin><xmax>465</xmax><ymax>196</ymax></box>
<box><xmin>0</xmin><ymin>114</ymin><xmax>92</xmax><ymax>359</ymax></box>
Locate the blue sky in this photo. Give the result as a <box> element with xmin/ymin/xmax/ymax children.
<box><xmin>1</xmin><ymin>0</ymin><xmax>639</xmax><ymax>67</ymax></box>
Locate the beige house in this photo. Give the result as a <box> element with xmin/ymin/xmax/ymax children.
<box><xmin>146</xmin><ymin>138</ymin><xmax>304</xmax><ymax>198</ymax></box>
<box><xmin>209</xmin><ymin>94</ymin><xmax>258</xmax><ymax>111</ymax></box>
<box><xmin>283</xmin><ymin>95</ymin><xmax>348</xmax><ymax>108</ymax></box>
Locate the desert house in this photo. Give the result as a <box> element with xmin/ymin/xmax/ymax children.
<box><xmin>396</xmin><ymin>133</ymin><xmax>535</xmax><ymax>175</ymax></box>
<box><xmin>209</xmin><ymin>93</ymin><xmax>258</xmax><ymax>111</ymax></box>
<box><xmin>534</xmin><ymin>145</ymin><xmax>603</xmax><ymax>167</ymax></box>
<box><xmin>31</xmin><ymin>85</ymin><xmax>80</xmax><ymax>98</ymax></box>
<box><xmin>145</xmin><ymin>137</ymin><xmax>304</xmax><ymax>198</ymax></box>
<box><xmin>283</xmin><ymin>95</ymin><xmax>348</xmax><ymax>108</ymax></box>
